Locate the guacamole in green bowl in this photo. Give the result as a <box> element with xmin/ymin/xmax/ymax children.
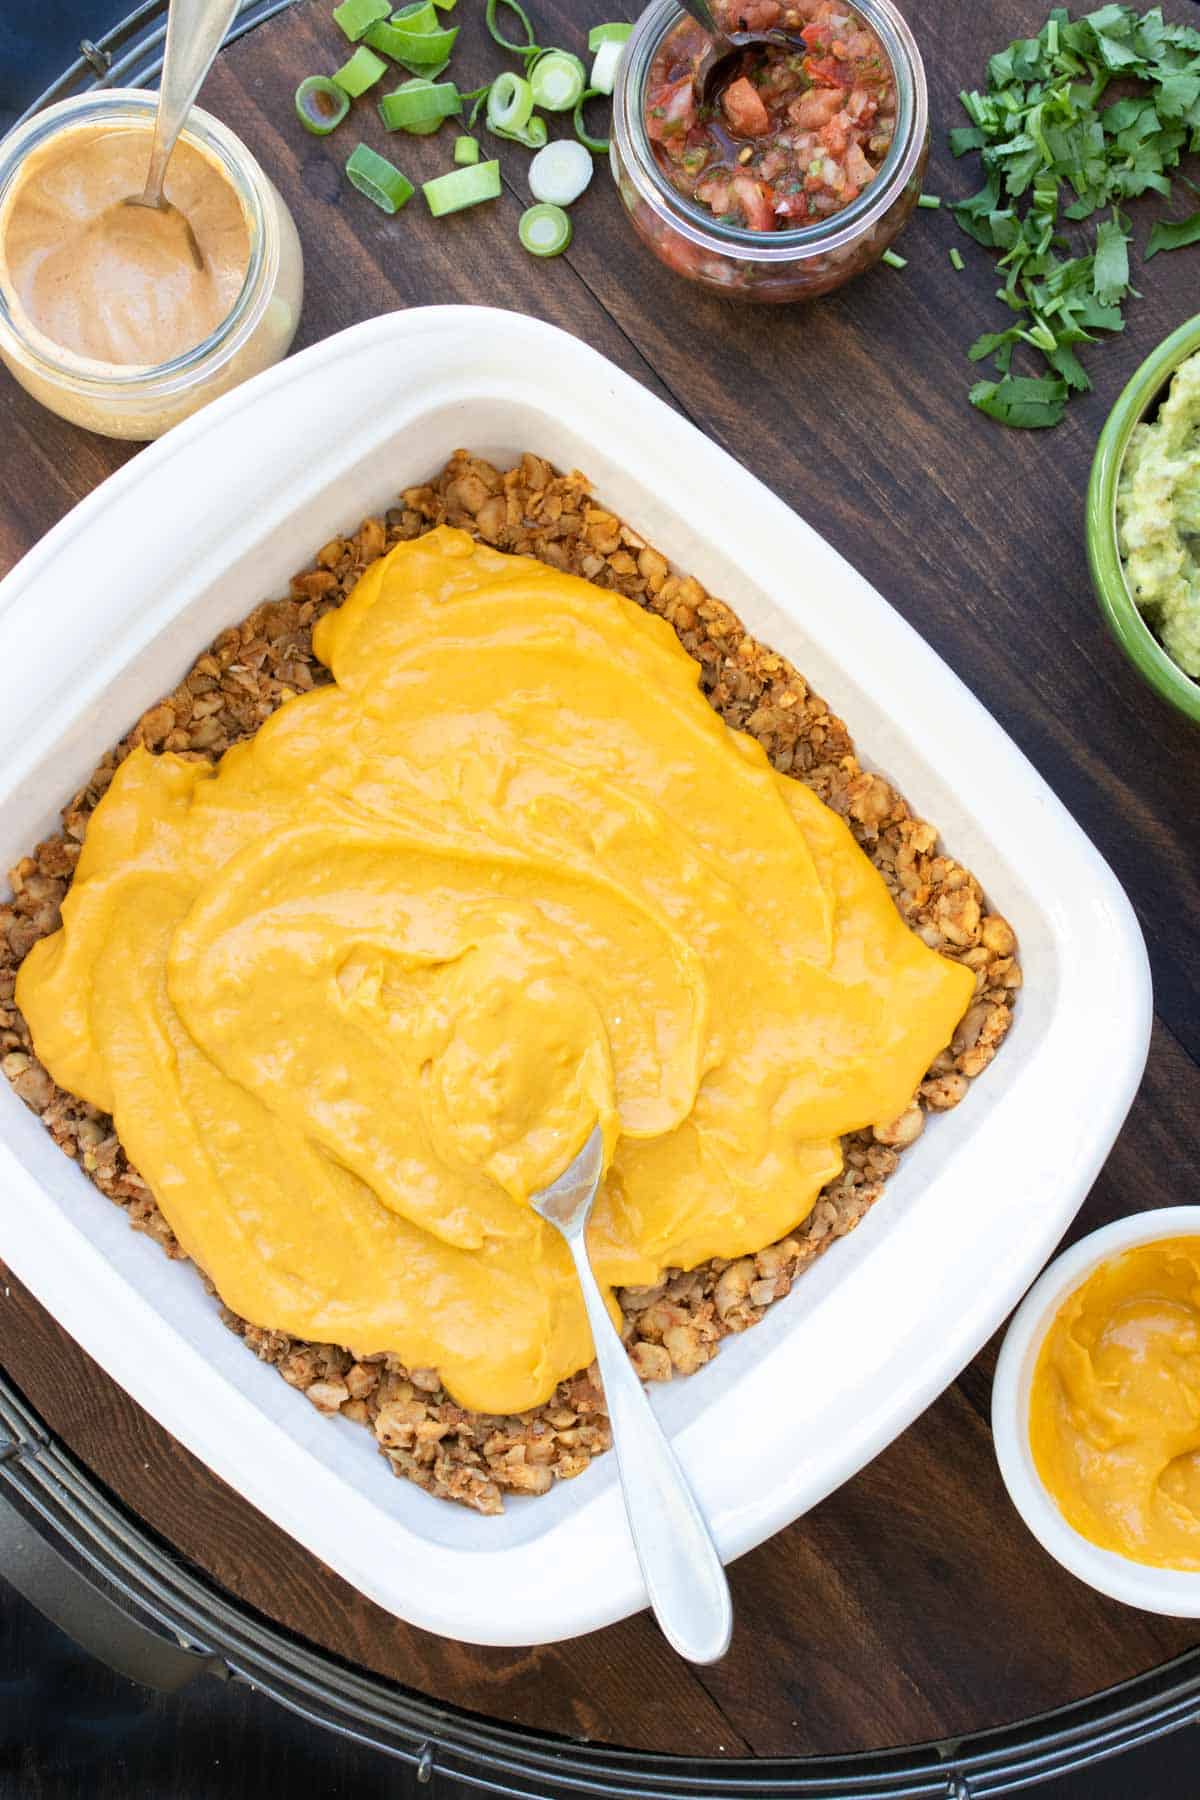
<box><xmin>1088</xmin><ymin>313</ymin><xmax>1200</xmax><ymax>726</ymax></box>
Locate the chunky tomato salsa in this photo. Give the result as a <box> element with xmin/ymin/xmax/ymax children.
<box><xmin>645</xmin><ymin>2</ymin><xmax>897</xmax><ymax>232</ymax></box>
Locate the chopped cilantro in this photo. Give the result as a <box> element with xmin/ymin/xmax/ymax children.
<box><xmin>952</xmin><ymin>5</ymin><xmax>1200</xmax><ymax>427</ymax></box>
<box><xmin>1146</xmin><ymin>206</ymin><xmax>1200</xmax><ymax>257</ymax></box>
<box><xmin>969</xmin><ymin>375</ymin><xmax>1069</xmax><ymax>429</ymax></box>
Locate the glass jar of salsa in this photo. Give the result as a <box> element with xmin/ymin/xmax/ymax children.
<box><xmin>610</xmin><ymin>0</ymin><xmax>927</xmax><ymax>302</ymax></box>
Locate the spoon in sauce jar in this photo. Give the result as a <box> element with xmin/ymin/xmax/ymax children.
<box><xmin>125</xmin><ymin>0</ymin><xmax>241</xmax><ymax>264</ymax></box>
<box><xmin>530</xmin><ymin>1125</ymin><xmax>733</xmax><ymax>1664</ymax></box>
<box><xmin>678</xmin><ymin>0</ymin><xmax>809</xmax><ymax>106</ymax></box>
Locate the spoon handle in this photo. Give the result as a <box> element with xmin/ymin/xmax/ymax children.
<box><xmin>566</xmin><ymin>1233</ymin><xmax>733</xmax><ymax>1665</ymax></box>
<box><xmin>142</xmin><ymin>0</ymin><xmax>241</xmax><ymax>207</ymax></box>
<box><xmin>677</xmin><ymin>0</ymin><xmax>728</xmax><ymax>37</ymax></box>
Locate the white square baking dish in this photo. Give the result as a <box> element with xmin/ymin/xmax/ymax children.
<box><xmin>0</xmin><ymin>307</ymin><xmax>1151</xmax><ymax>1646</ymax></box>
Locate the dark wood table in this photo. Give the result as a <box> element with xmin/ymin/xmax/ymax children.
<box><xmin>2</xmin><ymin>0</ymin><xmax>1199</xmax><ymax>1770</ymax></box>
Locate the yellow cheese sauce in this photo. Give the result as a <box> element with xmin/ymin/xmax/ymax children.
<box><xmin>17</xmin><ymin>528</ymin><xmax>973</xmax><ymax>1413</ymax></box>
<box><xmin>1030</xmin><ymin>1237</ymin><xmax>1200</xmax><ymax>1570</ymax></box>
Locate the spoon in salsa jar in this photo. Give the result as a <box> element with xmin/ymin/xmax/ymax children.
<box><xmin>680</xmin><ymin>0</ymin><xmax>809</xmax><ymax>107</ymax></box>
<box><xmin>530</xmin><ymin>1125</ymin><xmax>733</xmax><ymax>1664</ymax></box>
<box><xmin>125</xmin><ymin>0</ymin><xmax>240</xmax><ymax>260</ymax></box>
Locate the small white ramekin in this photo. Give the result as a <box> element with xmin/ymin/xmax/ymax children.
<box><xmin>993</xmin><ymin>1206</ymin><xmax>1200</xmax><ymax>1617</ymax></box>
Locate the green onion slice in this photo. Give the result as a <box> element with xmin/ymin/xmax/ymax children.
<box><xmin>391</xmin><ymin>0</ymin><xmax>438</xmax><ymax>27</ymax></box>
<box><xmin>433</xmin><ymin>0</ymin><xmax>457</xmax><ymax>9</ymax></box>
<box><xmin>345</xmin><ymin>142</ymin><xmax>415</xmax><ymax>212</ymax></box>
<box><xmin>423</xmin><ymin>159</ymin><xmax>503</xmax><ymax>216</ymax></box>
<box><xmin>528</xmin><ymin>137</ymin><xmax>593</xmax><ymax>205</ymax></box>
<box><xmin>529</xmin><ymin>50</ymin><xmax>585</xmax><ymax>112</ymax></box>
<box><xmin>487</xmin><ymin>71</ymin><xmax>534</xmax><ymax>133</ymax></box>
<box><xmin>950</xmin><ymin>247</ymin><xmax>965</xmax><ymax>270</ymax></box>
<box><xmin>485</xmin><ymin>0</ymin><xmax>538</xmax><ymax>57</ymax></box>
<box><xmin>881</xmin><ymin>248</ymin><xmax>907</xmax><ymax>269</ymax></box>
<box><xmin>573</xmin><ymin>87</ymin><xmax>610</xmax><ymax>155</ymax></box>
<box><xmin>587</xmin><ymin>21</ymin><xmax>632</xmax><ymax>50</ymax></box>
<box><xmin>589</xmin><ymin>38</ymin><xmax>625</xmax><ymax>95</ymax></box>
<box><xmin>365</xmin><ymin>19</ymin><xmax>458</xmax><ymax>63</ymax></box>
<box><xmin>295</xmin><ymin>75</ymin><xmax>351</xmax><ymax>134</ymax></box>
<box><xmin>397</xmin><ymin>53</ymin><xmax>450</xmax><ymax>77</ymax></box>
<box><xmin>519</xmin><ymin>202</ymin><xmax>572</xmax><ymax>256</ymax></box>
<box><xmin>490</xmin><ymin>114</ymin><xmax>547</xmax><ymax>148</ymax></box>
<box><xmin>378</xmin><ymin>78</ymin><xmax>461</xmax><ymax>132</ymax></box>
<box><xmin>333</xmin><ymin>0</ymin><xmax>391</xmax><ymax>43</ymax></box>
<box><xmin>392</xmin><ymin>21</ymin><xmax>458</xmax><ymax>54</ymax></box>
<box><xmin>917</xmin><ymin>192</ymin><xmax>941</xmax><ymax>209</ymax></box>
<box><xmin>464</xmin><ymin>85</ymin><xmax>491</xmax><ymax>127</ymax></box>
<box><xmin>454</xmin><ymin>134</ymin><xmax>480</xmax><ymax>163</ymax></box>
<box><xmin>332</xmin><ymin>46</ymin><xmax>389</xmax><ymax>95</ymax></box>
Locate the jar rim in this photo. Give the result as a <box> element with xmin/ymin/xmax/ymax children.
<box><xmin>0</xmin><ymin>90</ymin><xmax>277</xmax><ymax>397</ymax></box>
<box><xmin>613</xmin><ymin>0</ymin><xmax>928</xmax><ymax>260</ymax></box>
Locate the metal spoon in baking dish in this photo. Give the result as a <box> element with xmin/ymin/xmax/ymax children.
<box><xmin>125</xmin><ymin>0</ymin><xmax>240</xmax><ymax>258</ymax></box>
<box><xmin>530</xmin><ymin>1125</ymin><xmax>733</xmax><ymax>1664</ymax></box>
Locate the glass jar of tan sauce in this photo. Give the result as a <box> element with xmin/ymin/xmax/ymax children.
<box><xmin>0</xmin><ymin>92</ymin><xmax>303</xmax><ymax>440</ymax></box>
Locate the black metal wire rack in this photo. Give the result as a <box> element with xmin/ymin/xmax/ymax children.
<box><xmin>2</xmin><ymin>1355</ymin><xmax>1199</xmax><ymax>1798</ymax></box>
<box><xmin>12</xmin><ymin>0</ymin><xmax>298</xmax><ymax>130</ymax></box>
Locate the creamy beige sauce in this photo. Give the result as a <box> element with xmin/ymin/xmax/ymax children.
<box><xmin>2</xmin><ymin>122</ymin><xmax>250</xmax><ymax>368</ymax></box>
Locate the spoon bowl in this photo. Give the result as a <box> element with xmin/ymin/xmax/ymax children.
<box><xmin>120</xmin><ymin>194</ymin><xmax>207</xmax><ymax>271</ymax></box>
<box><xmin>530</xmin><ymin>1126</ymin><xmax>733</xmax><ymax>1665</ymax></box>
<box><xmin>676</xmin><ymin>0</ymin><xmax>809</xmax><ymax>105</ymax></box>
<box><xmin>694</xmin><ymin>25</ymin><xmax>810</xmax><ymax>106</ymax></box>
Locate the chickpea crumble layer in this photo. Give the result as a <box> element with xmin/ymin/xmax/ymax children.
<box><xmin>0</xmin><ymin>452</ymin><xmax>1020</xmax><ymax>1515</ymax></box>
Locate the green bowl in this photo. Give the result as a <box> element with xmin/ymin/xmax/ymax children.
<box><xmin>1086</xmin><ymin>311</ymin><xmax>1200</xmax><ymax>726</ymax></box>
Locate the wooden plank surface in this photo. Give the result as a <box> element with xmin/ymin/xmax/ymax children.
<box><xmin>2</xmin><ymin>0</ymin><xmax>1200</xmax><ymax>1762</ymax></box>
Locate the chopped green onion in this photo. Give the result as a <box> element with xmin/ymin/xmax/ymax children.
<box><xmin>399</xmin><ymin>54</ymin><xmax>450</xmax><ymax>78</ymax></box>
<box><xmin>588</xmin><ymin>21</ymin><xmax>632</xmax><ymax>50</ymax></box>
<box><xmin>392</xmin><ymin>20</ymin><xmax>458</xmax><ymax>55</ymax></box>
<box><xmin>486</xmin><ymin>0</ymin><xmax>538</xmax><ymax>58</ymax></box>
<box><xmin>490</xmin><ymin>114</ymin><xmax>548</xmax><ymax>149</ymax></box>
<box><xmin>917</xmin><ymin>193</ymin><xmax>941</xmax><ymax>209</ymax></box>
<box><xmin>488</xmin><ymin>71</ymin><xmax>534</xmax><ymax>133</ymax></box>
<box><xmin>423</xmin><ymin>159</ymin><xmax>503</xmax><ymax>216</ymax></box>
<box><xmin>391</xmin><ymin>0</ymin><xmax>438</xmax><ymax>26</ymax></box>
<box><xmin>519</xmin><ymin>202</ymin><xmax>572</xmax><ymax>256</ymax></box>
<box><xmin>333</xmin><ymin>0</ymin><xmax>391</xmax><ymax>43</ymax></box>
<box><xmin>433</xmin><ymin>0</ymin><xmax>457</xmax><ymax>8</ymax></box>
<box><xmin>295</xmin><ymin>75</ymin><xmax>351</xmax><ymax>134</ymax></box>
<box><xmin>589</xmin><ymin>38</ymin><xmax>625</xmax><ymax>95</ymax></box>
<box><xmin>378</xmin><ymin>78</ymin><xmax>461</xmax><ymax>132</ymax></box>
<box><xmin>881</xmin><ymin>248</ymin><xmax>907</xmax><ymax>269</ymax></box>
<box><xmin>345</xmin><ymin>142</ymin><xmax>415</xmax><ymax>212</ymax></box>
<box><xmin>365</xmin><ymin>20</ymin><xmax>458</xmax><ymax>65</ymax></box>
<box><xmin>573</xmin><ymin>87</ymin><xmax>609</xmax><ymax>155</ymax></box>
<box><xmin>528</xmin><ymin>137</ymin><xmax>593</xmax><ymax>205</ymax></box>
<box><xmin>950</xmin><ymin>246</ymin><xmax>965</xmax><ymax>271</ymax></box>
<box><xmin>454</xmin><ymin>134</ymin><xmax>480</xmax><ymax>163</ymax></box>
<box><xmin>529</xmin><ymin>50</ymin><xmax>586</xmax><ymax>112</ymax></box>
<box><xmin>332</xmin><ymin>46</ymin><xmax>388</xmax><ymax>96</ymax></box>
